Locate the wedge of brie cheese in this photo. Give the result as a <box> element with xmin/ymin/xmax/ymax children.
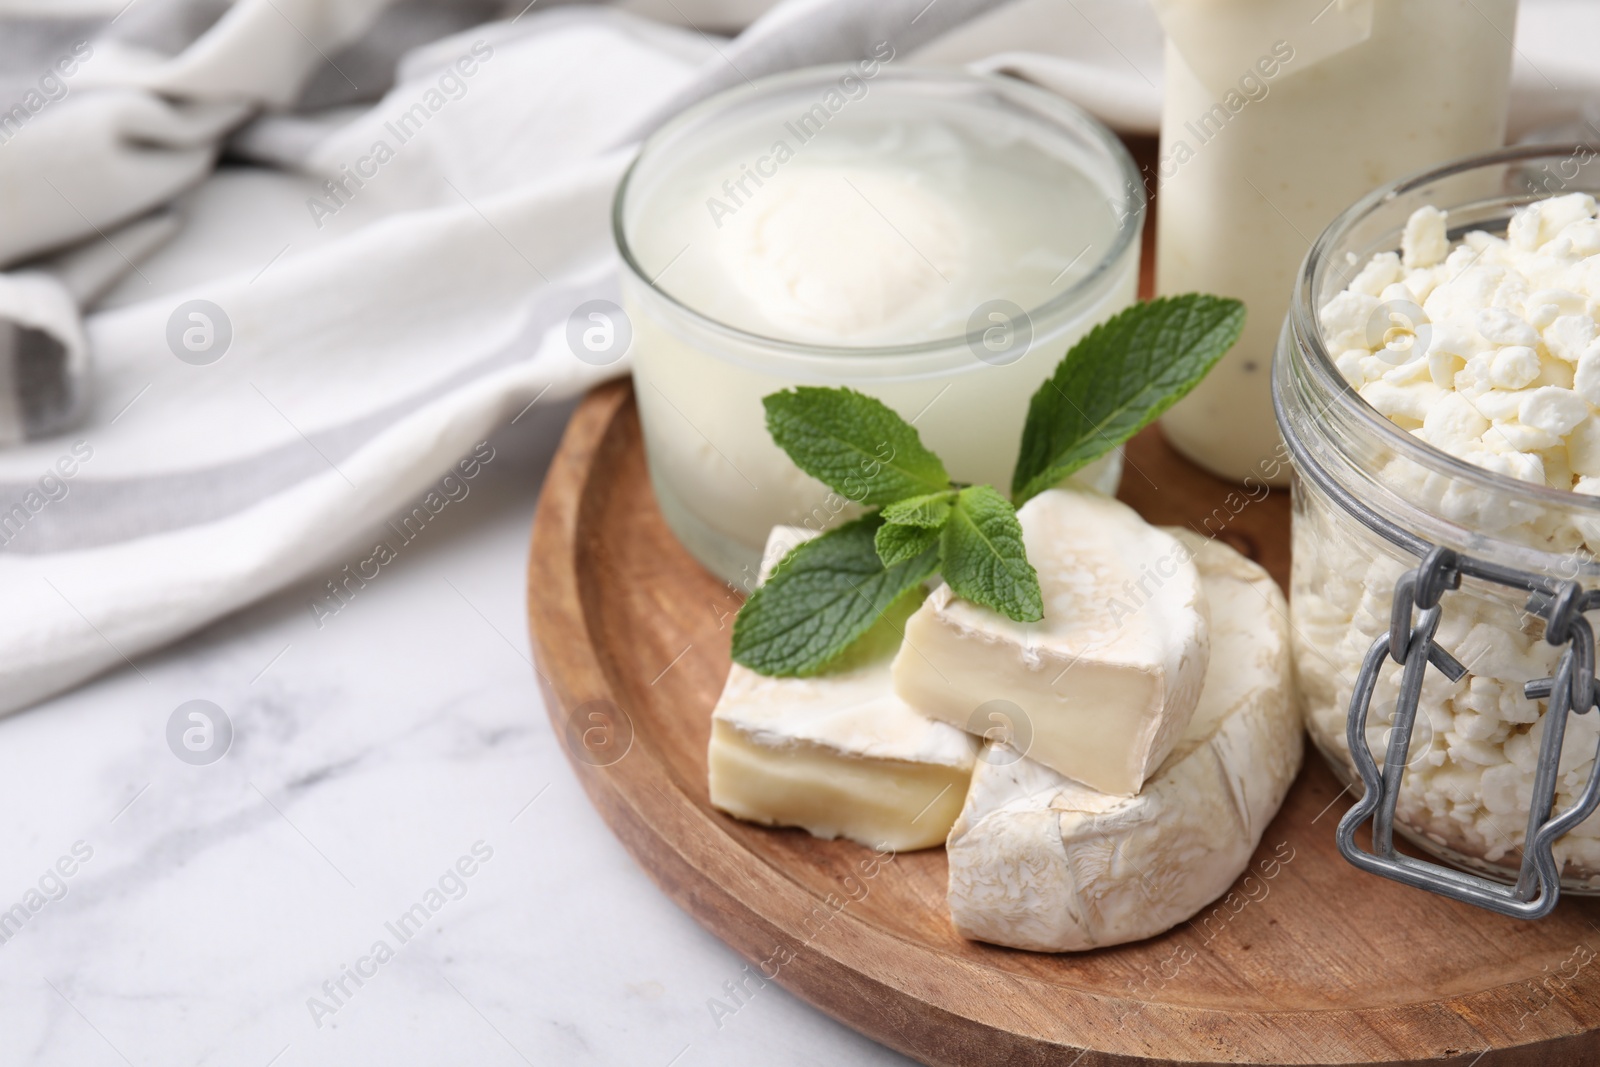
<box><xmin>891</xmin><ymin>488</ymin><xmax>1209</xmax><ymax>796</ymax></box>
<box><xmin>708</xmin><ymin>527</ymin><xmax>977</xmax><ymax>851</ymax></box>
<box><xmin>945</xmin><ymin>531</ymin><xmax>1301</xmax><ymax>952</ymax></box>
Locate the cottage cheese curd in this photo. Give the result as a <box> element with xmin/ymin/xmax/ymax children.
<box><xmin>1296</xmin><ymin>196</ymin><xmax>1600</xmax><ymax>884</ymax></box>
<box><xmin>1326</xmin><ymin>194</ymin><xmax>1600</xmax><ymax>506</ymax></box>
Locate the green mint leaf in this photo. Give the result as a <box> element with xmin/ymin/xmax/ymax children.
<box><xmin>731</xmin><ymin>513</ymin><xmax>939</xmax><ymax>676</ymax></box>
<box><xmin>939</xmin><ymin>485</ymin><xmax>1042</xmax><ymax>622</ymax></box>
<box><xmin>764</xmin><ymin>387</ymin><xmax>949</xmax><ymax>506</ymax></box>
<box><xmin>875</xmin><ymin>520</ymin><xmax>941</xmax><ymax>567</ymax></box>
<box><xmin>880</xmin><ymin>490</ymin><xmax>956</xmax><ymax>528</ymax></box>
<box><xmin>821</xmin><ymin>583</ymin><xmax>928</xmax><ymax>673</ymax></box>
<box><xmin>1011</xmin><ymin>295</ymin><xmax>1245</xmax><ymax>503</ymax></box>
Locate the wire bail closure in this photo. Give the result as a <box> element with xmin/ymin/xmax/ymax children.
<box><xmin>1337</xmin><ymin>546</ymin><xmax>1600</xmax><ymax>917</ymax></box>
<box><xmin>1277</xmin><ymin>397</ymin><xmax>1600</xmax><ymax>917</ymax></box>
<box><xmin>1337</xmin><ymin>543</ymin><xmax>1600</xmax><ymax>921</ymax></box>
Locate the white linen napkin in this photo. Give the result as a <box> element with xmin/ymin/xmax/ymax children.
<box><xmin>0</xmin><ymin>0</ymin><xmax>1596</xmax><ymax>715</ymax></box>
<box><xmin>0</xmin><ymin>0</ymin><xmax>1015</xmax><ymax>714</ymax></box>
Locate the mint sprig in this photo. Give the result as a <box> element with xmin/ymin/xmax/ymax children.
<box><xmin>1012</xmin><ymin>294</ymin><xmax>1245</xmax><ymax>503</ymax></box>
<box><xmin>730</xmin><ymin>514</ymin><xmax>939</xmax><ymax>676</ymax></box>
<box><xmin>763</xmin><ymin>387</ymin><xmax>949</xmax><ymax>505</ymax></box>
<box><xmin>874</xmin><ymin>520</ymin><xmax>941</xmax><ymax>567</ymax></box>
<box><xmin>881</xmin><ymin>491</ymin><xmax>956</xmax><ymax>527</ymax></box>
<box><xmin>940</xmin><ymin>486</ymin><xmax>1042</xmax><ymax>622</ymax></box>
<box><xmin>729</xmin><ymin>294</ymin><xmax>1243</xmax><ymax>678</ymax></box>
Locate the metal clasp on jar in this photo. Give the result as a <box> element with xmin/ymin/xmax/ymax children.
<box><xmin>1339</xmin><ymin>546</ymin><xmax>1600</xmax><ymax>917</ymax></box>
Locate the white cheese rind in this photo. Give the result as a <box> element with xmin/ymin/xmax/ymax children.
<box><xmin>708</xmin><ymin>527</ymin><xmax>977</xmax><ymax>851</ymax></box>
<box><xmin>890</xmin><ymin>489</ymin><xmax>1209</xmax><ymax>796</ymax></box>
<box><xmin>945</xmin><ymin>532</ymin><xmax>1301</xmax><ymax>952</ymax></box>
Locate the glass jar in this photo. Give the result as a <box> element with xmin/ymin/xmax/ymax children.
<box><xmin>1275</xmin><ymin>145</ymin><xmax>1600</xmax><ymax>894</ymax></box>
<box><xmin>614</xmin><ymin>66</ymin><xmax>1144</xmax><ymax>584</ymax></box>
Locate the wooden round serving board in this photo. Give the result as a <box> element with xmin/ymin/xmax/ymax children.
<box><xmin>527</xmin><ymin>380</ymin><xmax>1600</xmax><ymax>1066</ymax></box>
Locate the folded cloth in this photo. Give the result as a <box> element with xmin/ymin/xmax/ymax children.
<box><xmin>0</xmin><ymin>0</ymin><xmax>1013</xmax><ymax>714</ymax></box>
<box><xmin>0</xmin><ymin>272</ymin><xmax>88</xmax><ymax>446</ymax></box>
<box><xmin>0</xmin><ymin>0</ymin><xmax>1597</xmax><ymax>716</ymax></box>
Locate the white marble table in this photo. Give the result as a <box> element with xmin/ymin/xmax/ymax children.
<box><xmin>0</xmin><ymin>403</ymin><xmax>915</xmax><ymax>1067</ymax></box>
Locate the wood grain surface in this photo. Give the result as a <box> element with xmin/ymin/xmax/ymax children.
<box><xmin>527</xmin><ymin>379</ymin><xmax>1600</xmax><ymax>1066</ymax></box>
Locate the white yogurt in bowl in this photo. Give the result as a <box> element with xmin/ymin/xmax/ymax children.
<box><xmin>616</xmin><ymin>65</ymin><xmax>1145</xmax><ymax>582</ymax></box>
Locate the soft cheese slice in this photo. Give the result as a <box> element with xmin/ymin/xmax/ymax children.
<box><xmin>708</xmin><ymin>526</ymin><xmax>977</xmax><ymax>851</ymax></box>
<box><xmin>945</xmin><ymin>531</ymin><xmax>1301</xmax><ymax>952</ymax></box>
<box><xmin>891</xmin><ymin>488</ymin><xmax>1208</xmax><ymax>796</ymax></box>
